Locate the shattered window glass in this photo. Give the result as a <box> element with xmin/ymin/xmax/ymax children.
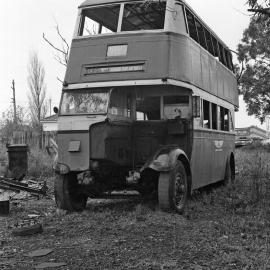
<box><xmin>121</xmin><ymin>1</ymin><xmax>166</xmax><ymax>31</ymax></box>
<box><xmin>60</xmin><ymin>90</ymin><xmax>110</xmax><ymax>115</ymax></box>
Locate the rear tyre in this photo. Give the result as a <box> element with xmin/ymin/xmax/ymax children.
<box><xmin>158</xmin><ymin>160</ymin><xmax>189</xmax><ymax>214</ymax></box>
<box><xmin>54</xmin><ymin>173</ymin><xmax>87</xmax><ymax>211</ymax></box>
<box><xmin>224</xmin><ymin>159</ymin><xmax>235</xmax><ymax>185</ymax></box>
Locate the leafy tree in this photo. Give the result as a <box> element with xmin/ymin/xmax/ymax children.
<box><xmin>237</xmin><ymin>16</ymin><xmax>270</xmax><ymax>123</ymax></box>
<box><xmin>27</xmin><ymin>52</ymin><xmax>47</xmax><ymax>148</ymax></box>
<box><xmin>248</xmin><ymin>0</ymin><xmax>270</xmax><ymax>16</ymax></box>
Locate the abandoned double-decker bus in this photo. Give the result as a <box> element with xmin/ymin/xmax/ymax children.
<box><xmin>54</xmin><ymin>0</ymin><xmax>238</xmax><ymax>213</ymax></box>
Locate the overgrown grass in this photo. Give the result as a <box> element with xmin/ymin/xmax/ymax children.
<box><xmin>28</xmin><ymin>147</ymin><xmax>54</xmax><ymax>178</ymax></box>
<box><xmin>186</xmin><ymin>147</ymin><xmax>270</xmax><ymax>239</ymax></box>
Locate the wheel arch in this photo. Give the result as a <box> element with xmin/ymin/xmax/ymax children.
<box><xmin>141</xmin><ymin>146</ymin><xmax>190</xmax><ymax>173</ymax></box>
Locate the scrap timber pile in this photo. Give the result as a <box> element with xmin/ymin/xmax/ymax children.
<box><xmin>0</xmin><ymin>176</ymin><xmax>47</xmax><ymax>198</ymax></box>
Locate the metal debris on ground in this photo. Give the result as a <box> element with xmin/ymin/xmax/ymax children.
<box><xmin>0</xmin><ymin>176</ymin><xmax>48</xmax><ymax>197</ymax></box>
<box><xmin>24</xmin><ymin>249</ymin><xmax>53</xmax><ymax>258</ymax></box>
<box><xmin>35</xmin><ymin>262</ymin><xmax>67</xmax><ymax>269</ymax></box>
<box><xmin>11</xmin><ymin>222</ymin><xmax>43</xmax><ymax>236</ymax></box>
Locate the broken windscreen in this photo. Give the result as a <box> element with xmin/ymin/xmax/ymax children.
<box><xmin>77</xmin><ymin>1</ymin><xmax>166</xmax><ymax>37</ymax></box>
<box><xmin>60</xmin><ymin>89</ymin><xmax>110</xmax><ymax>115</ymax></box>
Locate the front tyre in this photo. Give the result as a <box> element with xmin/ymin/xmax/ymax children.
<box><xmin>158</xmin><ymin>160</ymin><xmax>189</xmax><ymax>214</ymax></box>
<box><xmin>54</xmin><ymin>173</ymin><xmax>87</xmax><ymax>211</ymax></box>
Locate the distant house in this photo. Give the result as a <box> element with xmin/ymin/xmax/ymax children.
<box><xmin>41</xmin><ymin>114</ymin><xmax>58</xmax><ymax>132</ymax></box>
<box><xmin>235</xmin><ymin>126</ymin><xmax>268</xmax><ymax>140</ymax></box>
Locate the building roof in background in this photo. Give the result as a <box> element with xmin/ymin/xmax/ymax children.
<box><xmin>235</xmin><ymin>126</ymin><xmax>266</xmax><ymax>133</ymax></box>
<box><xmin>41</xmin><ymin>114</ymin><xmax>58</xmax><ymax>123</ymax></box>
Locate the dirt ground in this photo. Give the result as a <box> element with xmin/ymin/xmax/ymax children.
<box><xmin>0</xmin><ymin>173</ymin><xmax>270</xmax><ymax>270</ymax></box>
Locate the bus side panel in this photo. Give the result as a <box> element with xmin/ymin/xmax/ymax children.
<box><xmin>169</xmin><ymin>36</ymin><xmax>192</xmax><ymax>84</ymax></box>
<box><xmin>168</xmin><ymin>34</ymin><xmax>238</xmax><ymax>107</ymax></box>
<box><xmin>201</xmin><ymin>52</ymin><xmax>211</xmax><ymax>92</ymax></box>
<box><xmin>191</xmin><ymin>130</ymin><xmax>234</xmax><ymax>189</ymax></box>
<box><xmin>191</xmin><ymin>130</ymin><xmax>212</xmax><ymax>189</ymax></box>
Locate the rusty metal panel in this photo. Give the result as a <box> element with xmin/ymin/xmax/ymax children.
<box><xmin>57</xmin><ymin>132</ymin><xmax>89</xmax><ymax>171</ymax></box>
<box><xmin>90</xmin><ymin>122</ymin><xmax>132</xmax><ymax>166</ymax></box>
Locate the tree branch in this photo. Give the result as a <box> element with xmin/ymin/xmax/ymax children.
<box><xmin>248</xmin><ymin>8</ymin><xmax>270</xmax><ymax>15</ymax></box>
<box><xmin>43</xmin><ymin>33</ymin><xmax>67</xmax><ymax>56</ymax></box>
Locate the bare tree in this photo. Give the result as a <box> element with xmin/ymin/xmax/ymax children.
<box><xmin>43</xmin><ymin>24</ymin><xmax>69</xmax><ymax>84</ymax></box>
<box><xmin>27</xmin><ymin>52</ymin><xmax>47</xmax><ymax>148</ymax></box>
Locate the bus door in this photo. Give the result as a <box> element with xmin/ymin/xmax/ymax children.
<box><xmin>133</xmin><ymin>96</ymin><xmax>167</xmax><ymax>166</ymax></box>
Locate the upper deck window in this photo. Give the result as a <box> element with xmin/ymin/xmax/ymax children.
<box><xmin>78</xmin><ymin>5</ymin><xmax>120</xmax><ymax>36</ymax></box>
<box><xmin>77</xmin><ymin>1</ymin><xmax>166</xmax><ymax>37</ymax></box>
<box><xmin>121</xmin><ymin>2</ymin><xmax>166</xmax><ymax>31</ymax></box>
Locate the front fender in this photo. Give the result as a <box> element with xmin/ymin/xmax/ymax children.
<box><xmin>140</xmin><ymin>146</ymin><xmax>189</xmax><ymax>172</ymax></box>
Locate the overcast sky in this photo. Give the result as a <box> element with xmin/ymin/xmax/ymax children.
<box><xmin>0</xmin><ymin>0</ymin><xmax>264</xmax><ymax>128</ymax></box>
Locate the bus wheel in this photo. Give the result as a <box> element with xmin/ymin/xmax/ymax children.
<box><xmin>224</xmin><ymin>160</ymin><xmax>235</xmax><ymax>185</ymax></box>
<box><xmin>54</xmin><ymin>173</ymin><xmax>87</xmax><ymax>211</ymax></box>
<box><xmin>158</xmin><ymin>160</ymin><xmax>188</xmax><ymax>214</ymax></box>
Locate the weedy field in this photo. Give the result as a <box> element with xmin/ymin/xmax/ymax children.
<box><xmin>0</xmin><ymin>146</ymin><xmax>270</xmax><ymax>270</ymax></box>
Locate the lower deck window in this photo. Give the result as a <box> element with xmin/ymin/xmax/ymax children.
<box><xmin>163</xmin><ymin>95</ymin><xmax>189</xmax><ymax>119</ymax></box>
<box><xmin>211</xmin><ymin>103</ymin><xmax>217</xmax><ymax>130</ymax></box>
<box><xmin>109</xmin><ymin>88</ymin><xmax>131</xmax><ymax>117</ymax></box>
<box><xmin>203</xmin><ymin>100</ymin><xmax>210</xmax><ymax>129</ymax></box>
<box><xmin>136</xmin><ymin>96</ymin><xmax>160</xmax><ymax>120</ymax></box>
<box><xmin>220</xmin><ymin>107</ymin><xmax>229</xmax><ymax>131</ymax></box>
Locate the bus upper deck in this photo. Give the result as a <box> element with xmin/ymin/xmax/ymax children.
<box><xmin>64</xmin><ymin>0</ymin><xmax>238</xmax><ymax>108</ymax></box>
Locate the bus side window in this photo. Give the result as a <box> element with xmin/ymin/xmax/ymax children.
<box><xmin>205</xmin><ymin>29</ymin><xmax>214</xmax><ymax>56</ymax></box>
<box><xmin>218</xmin><ymin>43</ymin><xmax>227</xmax><ymax>67</ymax></box>
<box><xmin>203</xmin><ymin>100</ymin><xmax>210</xmax><ymax>129</ymax></box>
<box><xmin>186</xmin><ymin>9</ymin><xmax>198</xmax><ymax>42</ymax></box>
<box><xmin>211</xmin><ymin>103</ymin><xmax>217</xmax><ymax>130</ymax></box>
<box><xmin>195</xmin><ymin>19</ymin><xmax>207</xmax><ymax>50</ymax></box>
<box><xmin>220</xmin><ymin>106</ymin><xmax>229</xmax><ymax>131</ymax></box>
<box><xmin>225</xmin><ymin>49</ymin><xmax>233</xmax><ymax>71</ymax></box>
